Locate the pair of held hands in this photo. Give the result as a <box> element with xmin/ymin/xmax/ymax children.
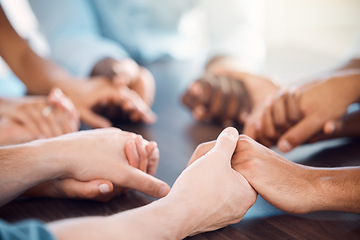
<box><xmin>24</xmin><ymin>126</ymin><xmax>316</xmax><ymax>231</ymax></box>
<box><xmin>183</xmin><ymin>66</ymin><xmax>360</xmax><ymax>153</ymax></box>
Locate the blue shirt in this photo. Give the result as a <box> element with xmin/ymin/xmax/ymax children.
<box><xmin>28</xmin><ymin>0</ymin><xmax>265</xmax><ymax>76</ymax></box>
<box><xmin>0</xmin><ymin>220</ymin><xmax>54</xmax><ymax>240</ymax></box>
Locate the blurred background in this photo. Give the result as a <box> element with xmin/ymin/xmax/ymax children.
<box><xmin>1</xmin><ymin>0</ymin><xmax>360</xmax><ymax>86</ymax></box>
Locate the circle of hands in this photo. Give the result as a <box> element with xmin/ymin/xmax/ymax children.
<box><xmin>1</xmin><ymin>57</ymin><xmax>359</xmax><ymax>234</ymax></box>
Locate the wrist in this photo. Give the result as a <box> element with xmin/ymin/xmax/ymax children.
<box><xmin>152</xmin><ymin>196</ymin><xmax>200</xmax><ymax>239</ymax></box>
<box><xmin>108</xmin><ymin>196</ymin><xmax>200</xmax><ymax>239</ymax></box>
<box><xmin>26</xmin><ymin>139</ymin><xmax>67</xmax><ymax>180</ymax></box>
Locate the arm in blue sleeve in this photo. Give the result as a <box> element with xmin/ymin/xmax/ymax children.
<box><xmin>0</xmin><ymin>220</ymin><xmax>55</xmax><ymax>240</ymax></box>
<box><xmin>28</xmin><ymin>0</ymin><xmax>129</xmax><ymax>77</ymax></box>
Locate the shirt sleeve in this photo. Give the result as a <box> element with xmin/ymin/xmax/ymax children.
<box><xmin>28</xmin><ymin>0</ymin><xmax>130</xmax><ymax>77</ymax></box>
<box><xmin>201</xmin><ymin>0</ymin><xmax>266</xmax><ymax>72</ymax></box>
<box><xmin>0</xmin><ymin>219</ymin><xmax>55</xmax><ymax>240</ymax></box>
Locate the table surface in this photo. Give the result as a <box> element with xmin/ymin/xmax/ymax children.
<box><xmin>1</xmin><ymin>60</ymin><xmax>360</xmax><ymax>239</ymax></box>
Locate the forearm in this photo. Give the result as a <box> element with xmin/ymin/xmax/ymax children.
<box><xmin>310</xmin><ymin>166</ymin><xmax>360</xmax><ymax>213</ymax></box>
<box><xmin>338</xmin><ymin>57</ymin><xmax>360</xmax><ymax>71</ymax></box>
<box><xmin>0</xmin><ymin>6</ymin><xmax>76</xmax><ymax>95</ymax></box>
<box><xmin>0</xmin><ymin>140</ymin><xmax>62</xmax><ymax>206</ymax></box>
<box><xmin>48</xmin><ymin>197</ymin><xmax>196</xmax><ymax>240</ymax></box>
<box><xmin>12</xmin><ymin>47</ymin><xmax>76</xmax><ymax>95</ymax></box>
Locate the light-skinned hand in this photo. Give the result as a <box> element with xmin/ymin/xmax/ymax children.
<box><xmin>170</xmin><ymin>127</ymin><xmax>257</xmax><ymax>237</ymax></box>
<box><xmin>0</xmin><ymin>88</ymin><xmax>79</xmax><ymax>143</ymax></box>
<box><xmin>64</xmin><ymin>76</ymin><xmax>156</xmax><ymax>128</ymax></box>
<box><xmin>39</xmin><ymin>128</ymin><xmax>169</xmax><ymax>198</ymax></box>
<box><xmin>24</xmin><ymin>131</ymin><xmax>160</xmax><ymax>201</ymax></box>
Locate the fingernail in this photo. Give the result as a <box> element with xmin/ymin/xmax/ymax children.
<box><xmin>99</xmin><ymin>184</ymin><xmax>111</xmax><ymax>194</ymax></box>
<box><xmin>150</xmin><ymin>148</ymin><xmax>159</xmax><ymax>160</ymax></box>
<box><xmin>326</xmin><ymin>122</ymin><xmax>336</xmax><ymax>134</ymax></box>
<box><xmin>278</xmin><ymin>139</ymin><xmax>292</xmax><ymax>152</ymax></box>
<box><xmin>53</xmin><ymin>88</ymin><xmax>63</xmax><ymax>99</ymax></box>
<box><xmin>222</xmin><ymin>127</ymin><xmax>239</xmax><ymax>139</ymax></box>
<box><xmin>158</xmin><ymin>185</ymin><xmax>170</xmax><ymax>197</ymax></box>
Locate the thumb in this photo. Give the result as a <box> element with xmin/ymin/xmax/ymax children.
<box><xmin>81</xmin><ymin>109</ymin><xmax>112</xmax><ymax>128</ymax></box>
<box><xmin>210</xmin><ymin>127</ymin><xmax>239</xmax><ymax>161</ymax></box>
<box><xmin>124</xmin><ymin>167</ymin><xmax>170</xmax><ymax>198</ymax></box>
<box><xmin>187</xmin><ymin>140</ymin><xmax>216</xmax><ymax>167</ymax></box>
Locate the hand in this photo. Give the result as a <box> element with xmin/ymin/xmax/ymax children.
<box><xmin>274</xmin><ymin>70</ymin><xmax>360</xmax><ymax>152</ymax></box>
<box><xmin>0</xmin><ymin>88</ymin><xmax>79</xmax><ymax>140</ymax></box>
<box><xmin>244</xmin><ymin>88</ymin><xmax>304</xmax><ymax>147</ymax></box>
<box><xmin>90</xmin><ymin>58</ymin><xmax>156</xmax><ymax>106</ymax></box>
<box><xmin>182</xmin><ymin>73</ymin><xmax>252</xmax><ymax>125</ymax></box>
<box><xmin>188</xmin><ymin>134</ymin><xmax>319</xmax><ymax>214</ymax></box>
<box><xmin>309</xmin><ymin>110</ymin><xmax>360</xmax><ymax>142</ymax></box>
<box><xmin>65</xmin><ymin>76</ymin><xmax>156</xmax><ymax>128</ymax></box>
<box><xmin>167</xmin><ymin>128</ymin><xmax>257</xmax><ymax>237</ymax></box>
<box><xmin>182</xmin><ymin>67</ymin><xmax>278</xmax><ymax>126</ymax></box>
<box><xmin>42</xmin><ymin>128</ymin><xmax>169</xmax><ymax>198</ymax></box>
<box><xmin>23</xmin><ymin>131</ymin><xmax>159</xmax><ymax>201</ymax></box>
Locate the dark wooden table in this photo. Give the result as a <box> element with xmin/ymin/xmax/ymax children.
<box><xmin>1</xmin><ymin>60</ymin><xmax>360</xmax><ymax>239</ymax></box>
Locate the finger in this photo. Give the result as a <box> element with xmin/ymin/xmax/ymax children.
<box><xmin>192</xmin><ymin>105</ymin><xmax>211</xmax><ymax>121</ymax></box>
<box><xmin>277</xmin><ymin>115</ymin><xmax>322</xmax><ymax>152</ymax></box>
<box><xmin>208</xmin><ymin>78</ymin><xmax>224</xmax><ymax>119</ymax></box>
<box><xmin>53</xmin><ymin>107</ymin><xmax>74</xmax><ymax>134</ymax></box>
<box><xmin>286</xmin><ymin>88</ymin><xmax>303</xmax><ymax>123</ymax></box>
<box><xmin>123</xmin><ymin>167</ymin><xmax>170</xmax><ymax>198</ymax></box>
<box><xmin>186</xmin><ymin>81</ymin><xmax>205</xmax><ymax>109</ymax></box>
<box><xmin>81</xmin><ymin>109</ymin><xmax>112</xmax><ymax>128</ymax></box>
<box><xmin>119</xmin><ymin>88</ymin><xmax>157</xmax><ymax>124</ymax></box>
<box><xmin>59</xmin><ymin>179</ymin><xmax>114</xmax><ymax>200</ymax></box>
<box><xmin>225</xmin><ymin>78</ymin><xmax>242</xmax><ymax>122</ymax></box>
<box><xmin>129</xmin><ymin>111</ymin><xmax>142</xmax><ymax>122</ymax></box>
<box><xmin>210</xmin><ymin>127</ymin><xmax>239</xmax><ymax>162</ymax></box>
<box><xmin>262</xmin><ymin>99</ymin><xmax>278</xmax><ymax>141</ymax></box>
<box><xmin>145</xmin><ymin>141</ymin><xmax>159</xmax><ymax>176</ymax></box>
<box><xmin>125</xmin><ymin>139</ymin><xmax>140</xmax><ymax>168</ymax></box>
<box><xmin>49</xmin><ymin>88</ymin><xmax>80</xmax><ymax>125</ymax></box>
<box><xmin>255</xmin><ymin>118</ymin><xmax>274</xmax><ymax>147</ymax></box>
<box><xmin>135</xmin><ymin>135</ymin><xmax>148</xmax><ymax>172</ymax></box>
<box><xmin>44</xmin><ymin>107</ymin><xmax>63</xmax><ymax>136</ymax></box>
<box><xmin>323</xmin><ymin>120</ymin><xmax>338</xmax><ymax>135</ymax></box>
<box><xmin>187</xmin><ymin>140</ymin><xmax>216</xmax><ymax>167</ymax></box>
<box><xmin>272</xmin><ymin>89</ymin><xmax>288</xmax><ymax>129</ymax></box>
<box><xmin>27</xmin><ymin>104</ymin><xmax>54</xmax><ymax>138</ymax></box>
<box><xmin>243</xmin><ymin>120</ymin><xmax>257</xmax><ymax>139</ymax></box>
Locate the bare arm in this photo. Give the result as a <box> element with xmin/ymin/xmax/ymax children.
<box><xmin>0</xmin><ymin>142</ymin><xmax>62</xmax><ymax>206</ymax></box>
<box><xmin>188</xmin><ymin>135</ymin><xmax>360</xmax><ymax>214</ymax></box>
<box><xmin>48</xmin><ymin>128</ymin><xmax>257</xmax><ymax>240</ymax></box>
<box><xmin>0</xmin><ymin>128</ymin><xmax>169</xmax><ymax>207</ymax></box>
